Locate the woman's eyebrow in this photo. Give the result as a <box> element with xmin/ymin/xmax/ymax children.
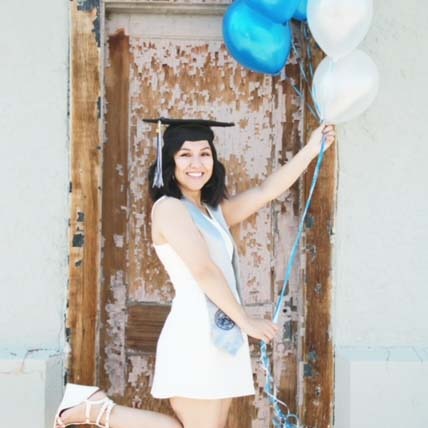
<box><xmin>179</xmin><ymin>147</ymin><xmax>211</xmax><ymax>151</ymax></box>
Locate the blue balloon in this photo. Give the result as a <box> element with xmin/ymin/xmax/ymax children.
<box><xmin>223</xmin><ymin>0</ymin><xmax>292</xmax><ymax>75</ymax></box>
<box><xmin>292</xmin><ymin>0</ymin><xmax>307</xmax><ymax>21</ymax></box>
<box><xmin>246</xmin><ymin>0</ymin><xmax>300</xmax><ymax>23</ymax></box>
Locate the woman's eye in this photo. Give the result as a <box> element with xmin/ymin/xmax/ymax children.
<box><xmin>202</xmin><ymin>152</ymin><xmax>211</xmax><ymax>156</ymax></box>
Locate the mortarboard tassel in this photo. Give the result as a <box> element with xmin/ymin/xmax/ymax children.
<box><xmin>153</xmin><ymin>119</ymin><xmax>164</xmax><ymax>188</ymax></box>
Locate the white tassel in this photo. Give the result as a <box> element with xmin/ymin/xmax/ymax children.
<box><xmin>153</xmin><ymin>119</ymin><xmax>164</xmax><ymax>188</ymax></box>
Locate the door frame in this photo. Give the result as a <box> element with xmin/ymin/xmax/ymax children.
<box><xmin>67</xmin><ymin>1</ymin><xmax>336</xmax><ymax>426</ymax></box>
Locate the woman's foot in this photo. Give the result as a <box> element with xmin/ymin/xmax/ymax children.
<box><xmin>55</xmin><ymin>389</ymin><xmax>113</xmax><ymax>427</ymax></box>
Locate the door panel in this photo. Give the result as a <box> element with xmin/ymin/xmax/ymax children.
<box><xmin>100</xmin><ymin>10</ymin><xmax>304</xmax><ymax>426</ymax></box>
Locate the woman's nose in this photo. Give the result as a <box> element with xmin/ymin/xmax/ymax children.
<box><xmin>189</xmin><ymin>156</ymin><xmax>203</xmax><ymax>167</ymax></box>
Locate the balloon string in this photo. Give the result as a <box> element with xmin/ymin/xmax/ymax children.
<box><xmin>288</xmin><ymin>80</ymin><xmax>319</xmax><ymax>122</ymax></box>
<box><xmin>303</xmin><ymin>23</ymin><xmax>315</xmax><ymax>79</ymax></box>
<box><xmin>273</xmin><ymin>134</ymin><xmax>326</xmax><ymax>324</ymax></box>
<box><xmin>288</xmin><ymin>22</ymin><xmax>321</xmax><ymax>122</ymax></box>
<box><xmin>260</xmin><ymin>135</ymin><xmax>327</xmax><ymax>428</ymax></box>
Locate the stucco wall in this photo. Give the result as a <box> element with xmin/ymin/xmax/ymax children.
<box><xmin>333</xmin><ymin>0</ymin><xmax>428</xmax><ymax>426</ymax></box>
<box><xmin>334</xmin><ymin>0</ymin><xmax>428</xmax><ymax>347</ymax></box>
<box><xmin>0</xmin><ymin>1</ymin><xmax>69</xmax><ymax>426</ymax></box>
<box><xmin>0</xmin><ymin>0</ymin><xmax>69</xmax><ymax>351</ymax></box>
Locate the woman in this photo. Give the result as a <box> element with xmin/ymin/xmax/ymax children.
<box><xmin>53</xmin><ymin>119</ymin><xmax>335</xmax><ymax>428</ymax></box>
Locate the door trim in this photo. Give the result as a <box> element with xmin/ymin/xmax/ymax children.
<box><xmin>301</xmin><ymin>43</ymin><xmax>336</xmax><ymax>427</ymax></box>
<box><xmin>67</xmin><ymin>0</ymin><xmax>104</xmax><ymax>385</ymax></box>
<box><xmin>105</xmin><ymin>1</ymin><xmax>227</xmax><ymax>15</ymax></box>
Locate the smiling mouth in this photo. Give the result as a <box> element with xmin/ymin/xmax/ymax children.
<box><xmin>186</xmin><ymin>172</ymin><xmax>204</xmax><ymax>178</ymax></box>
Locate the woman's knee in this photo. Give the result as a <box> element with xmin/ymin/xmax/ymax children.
<box><xmin>165</xmin><ymin>416</ymin><xmax>183</xmax><ymax>428</ymax></box>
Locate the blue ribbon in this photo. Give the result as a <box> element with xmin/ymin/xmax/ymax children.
<box><xmin>259</xmin><ymin>133</ymin><xmax>326</xmax><ymax>427</ymax></box>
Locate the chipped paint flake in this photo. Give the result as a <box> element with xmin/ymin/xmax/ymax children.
<box><xmin>115</xmin><ymin>163</ymin><xmax>125</xmax><ymax>176</ymax></box>
<box><xmin>113</xmin><ymin>234</ymin><xmax>124</xmax><ymax>248</ymax></box>
<box><xmin>128</xmin><ymin>355</ymin><xmax>153</xmax><ymax>388</ymax></box>
<box><xmin>104</xmin><ymin>270</ymin><xmax>127</xmax><ymax>396</ymax></box>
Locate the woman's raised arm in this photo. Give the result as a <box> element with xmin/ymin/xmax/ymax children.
<box><xmin>221</xmin><ymin>124</ymin><xmax>335</xmax><ymax>227</ymax></box>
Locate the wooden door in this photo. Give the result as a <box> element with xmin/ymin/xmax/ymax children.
<box><xmin>68</xmin><ymin>1</ymin><xmax>335</xmax><ymax>426</ymax></box>
<box><xmin>99</xmin><ymin>9</ymin><xmax>304</xmax><ymax>426</ymax></box>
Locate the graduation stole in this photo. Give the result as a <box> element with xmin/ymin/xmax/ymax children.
<box><xmin>180</xmin><ymin>197</ymin><xmax>245</xmax><ymax>355</ymax></box>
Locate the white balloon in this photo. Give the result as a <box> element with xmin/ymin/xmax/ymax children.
<box><xmin>312</xmin><ymin>50</ymin><xmax>379</xmax><ymax>124</ymax></box>
<box><xmin>308</xmin><ymin>0</ymin><xmax>373</xmax><ymax>60</ymax></box>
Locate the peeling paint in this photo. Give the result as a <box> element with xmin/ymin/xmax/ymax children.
<box><xmin>305</xmin><ymin>213</ymin><xmax>315</xmax><ymax>228</ymax></box>
<box><xmin>308</xmin><ymin>349</ymin><xmax>319</xmax><ymax>362</ymax></box>
<box><xmin>101</xmin><ymin>11</ymin><xmax>306</xmax><ymax>423</ymax></box>
<box><xmin>76</xmin><ymin>0</ymin><xmax>101</xmax><ymax>47</ymax></box>
<box><xmin>104</xmin><ymin>270</ymin><xmax>127</xmax><ymax>396</ymax></box>
<box><xmin>97</xmin><ymin>96</ymin><xmax>101</xmax><ymax>119</ymax></box>
<box><xmin>72</xmin><ymin>233</ymin><xmax>84</xmax><ymax>247</ymax></box>
<box><xmin>113</xmin><ymin>234</ymin><xmax>124</xmax><ymax>248</ymax></box>
<box><xmin>124</xmin><ymin>36</ymin><xmax>287</xmax><ymax>305</ymax></box>
<box><xmin>77</xmin><ymin>0</ymin><xmax>98</xmax><ymax>9</ymax></box>
<box><xmin>128</xmin><ymin>355</ymin><xmax>152</xmax><ymax>388</ymax></box>
<box><xmin>115</xmin><ymin>163</ymin><xmax>124</xmax><ymax>176</ymax></box>
<box><xmin>304</xmin><ymin>363</ymin><xmax>314</xmax><ymax>377</ymax></box>
<box><xmin>314</xmin><ymin>282</ymin><xmax>322</xmax><ymax>295</ymax></box>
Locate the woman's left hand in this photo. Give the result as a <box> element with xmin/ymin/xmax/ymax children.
<box><xmin>306</xmin><ymin>124</ymin><xmax>336</xmax><ymax>157</ymax></box>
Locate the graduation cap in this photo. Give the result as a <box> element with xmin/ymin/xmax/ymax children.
<box><xmin>144</xmin><ymin>117</ymin><xmax>235</xmax><ymax>188</ymax></box>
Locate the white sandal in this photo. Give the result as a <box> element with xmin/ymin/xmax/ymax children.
<box><xmin>53</xmin><ymin>383</ymin><xmax>116</xmax><ymax>428</ymax></box>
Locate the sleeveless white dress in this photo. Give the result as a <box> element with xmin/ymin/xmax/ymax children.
<box><xmin>150</xmin><ymin>197</ymin><xmax>255</xmax><ymax>399</ymax></box>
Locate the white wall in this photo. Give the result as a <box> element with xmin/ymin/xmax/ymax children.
<box><xmin>333</xmin><ymin>1</ymin><xmax>428</xmax><ymax>426</ymax></box>
<box><xmin>0</xmin><ymin>1</ymin><xmax>69</xmax><ymax>426</ymax></box>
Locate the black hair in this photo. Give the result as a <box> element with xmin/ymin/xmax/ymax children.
<box><xmin>148</xmin><ymin>138</ymin><xmax>229</xmax><ymax>207</ymax></box>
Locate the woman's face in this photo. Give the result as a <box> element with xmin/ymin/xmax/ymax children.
<box><xmin>173</xmin><ymin>140</ymin><xmax>214</xmax><ymax>193</ymax></box>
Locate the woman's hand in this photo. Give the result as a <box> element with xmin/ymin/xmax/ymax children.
<box><xmin>306</xmin><ymin>124</ymin><xmax>336</xmax><ymax>158</ymax></box>
<box><xmin>240</xmin><ymin>316</ymin><xmax>280</xmax><ymax>343</ymax></box>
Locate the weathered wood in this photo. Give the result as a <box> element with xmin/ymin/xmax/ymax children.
<box><xmin>126</xmin><ymin>305</ymin><xmax>171</xmax><ymax>352</ymax></box>
<box><xmin>99</xmin><ymin>28</ymin><xmax>130</xmax><ymax>397</ymax></box>
<box><xmin>302</xmin><ymin>30</ymin><xmax>336</xmax><ymax>428</ymax></box>
<box><xmin>67</xmin><ymin>0</ymin><xmax>102</xmax><ymax>385</ymax></box>
<box><xmin>272</xmin><ymin>50</ymin><xmax>305</xmax><ymax>414</ymax></box>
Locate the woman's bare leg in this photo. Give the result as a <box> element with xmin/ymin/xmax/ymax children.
<box><xmin>57</xmin><ymin>390</ymin><xmax>182</xmax><ymax>428</ymax></box>
<box><xmin>219</xmin><ymin>398</ymin><xmax>232</xmax><ymax>428</ymax></box>
<box><xmin>169</xmin><ymin>396</ymin><xmax>233</xmax><ymax>428</ymax></box>
<box><xmin>108</xmin><ymin>405</ymin><xmax>182</xmax><ymax>428</ymax></box>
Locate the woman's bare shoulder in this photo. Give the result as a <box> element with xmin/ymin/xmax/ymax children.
<box><xmin>151</xmin><ymin>197</ymin><xmax>190</xmax><ymax>244</ymax></box>
<box><xmin>152</xmin><ymin>196</ymin><xmax>179</xmax><ymax>212</ymax></box>
<box><xmin>151</xmin><ymin>197</ymin><xmax>212</xmax><ymax>269</ymax></box>
<box><xmin>151</xmin><ymin>196</ymin><xmax>188</xmax><ymax>223</ymax></box>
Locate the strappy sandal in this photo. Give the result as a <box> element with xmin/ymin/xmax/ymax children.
<box><xmin>53</xmin><ymin>383</ymin><xmax>116</xmax><ymax>428</ymax></box>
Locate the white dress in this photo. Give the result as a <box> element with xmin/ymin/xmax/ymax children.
<box><xmin>150</xmin><ymin>199</ymin><xmax>255</xmax><ymax>399</ymax></box>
